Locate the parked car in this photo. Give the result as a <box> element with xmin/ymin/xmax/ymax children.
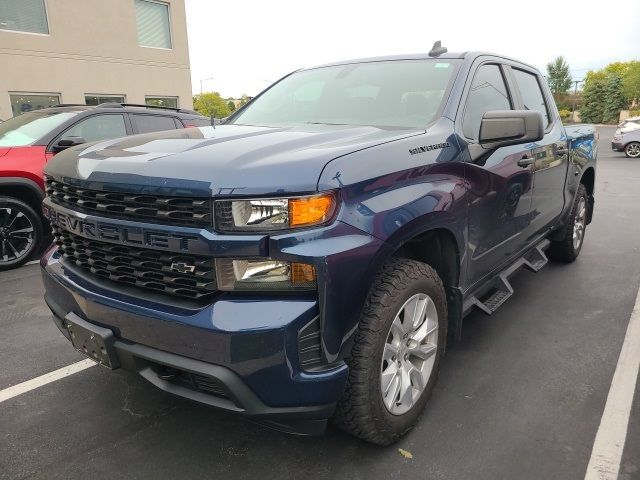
<box><xmin>618</xmin><ymin>116</ymin><xmax>640</xmax><ymax>132</ymax></box>
<box><xmin>0</xmin><ymin>103</ymin><xmax>209</xmax><ymax>270</ymax></box>
<box><xmin>41</xmin><ymin>47</ymin><xmax>597</xmax><ymax>445</ymax></box>
<box><xmin>612</xmin><ymin>120</ymin><xmax>640</xmax><ymax>158</ymax></box>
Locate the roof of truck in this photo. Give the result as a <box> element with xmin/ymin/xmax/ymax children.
<box><xmin>307</xmin><ymin>51</ymin><xmax>540</xmax><ymax>73</ymax></box>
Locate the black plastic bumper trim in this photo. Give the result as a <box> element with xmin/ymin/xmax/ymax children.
<box><xmin>45</xmin><ymin>294</ymin><xmax>335</xmax><ymax>435</ymax></box>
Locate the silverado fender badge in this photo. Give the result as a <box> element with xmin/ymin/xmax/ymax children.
<box><xmin>409</xmin><ymin>142</ymin><xmax>451</xmax><ymax>155</ymax></box>
<box><xmin>171</xmin><ymin>262</ymin><xmax>196</xmax><ymax>274</ymax></box>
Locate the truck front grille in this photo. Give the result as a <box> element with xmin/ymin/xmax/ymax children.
<box><xmin>53</xmin><ymin>226</ymin><xmax>216</xmax><ymax>300</ymax></box>
<box><xmin>45</xmin><ymin>179</ymin><xmax>212</xmax><ymax>228</ymax></box>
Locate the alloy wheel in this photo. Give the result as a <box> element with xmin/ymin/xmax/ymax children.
<box><xmin>573</xmin><ymin>196</ymin><xmax>586</xmax><ymax>250</ymax></box>
<box><xmin>380</xmin><ymin>293</ymin><xmax>438</xmax><ymax>415</ymax></box>
<box><xmin>626</xmin><ymin>143</ymin><xmax>640</xmax><ymax>158</ymax></box>
<box><xmin>0</xmin><ymin>207</ymin><xmax>35</xmax><ymax>263</ymax></box>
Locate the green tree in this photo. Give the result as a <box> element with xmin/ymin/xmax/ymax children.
<box><xmin>227</xmin><ymin>100</ymin><xmax>236</xmax><ymax>112</ymax></box>
<box><xmin>622</xmin><ymin>61</ymin><xmax>640</xmax><ymax>103</ymax></box>
<box><xmin>579</xmin><ymin>73</ymin><xmax>607</xmax><ymax>124</ymax></box>
<box><xmin>546</xmin><ymin>56</ymin><xmax>572</xmax><ymax>95</ymax></box>
<box><xmin>192</xmin><ymin>92</ymin><xmax>231</xmax><ymax>118</ymax></box>
<box><xmin>602</xmin><ymin>74</ymin><xmax>627</xmax><ymax>124</ymax></box>
<box><xmin>238</xmin><ymin>94</ymin><xmax>251</xmax><ymax>107</ymax></box>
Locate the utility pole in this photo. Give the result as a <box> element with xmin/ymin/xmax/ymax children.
<box><xmin>571</xmin><ymin>79</ymin><xmax>583</xmax><ymax>122</ymax></box>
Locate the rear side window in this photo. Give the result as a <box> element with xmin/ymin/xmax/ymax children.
<box><xmin>60</xmin><ymin>114</ymin><xmax>127</xmax><ymax>143</ymax></box>
<box><xmin>132</xmin><ymin>114</ymin><xmax>178</xmax><ymax>134</ymax></box>
<box><xmin>463</xmin><ymin>64</ymin><xmax>512</xmax><ymax>139</ymax></box>
<box><xmin>182</xmin><ymin>117</ymin><xmax>210</xmax><ymax>127</ymax></box>
<box><xmin>512</xmin><ymin>69</ymin><xmax>550</xmax><ymax>129</ymax></box>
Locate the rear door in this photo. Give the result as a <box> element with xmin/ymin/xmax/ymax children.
<box><xmin>460</xmin><ymin>62</ymin><xmax>536</xmax><ymax>287</ymax></box>
<box><xmin>130</xmin><ymin>114</ymin><xmax>180</xmax><ymax>134</ymax></box>
<box><xmin>510</xmin><ymin>67</ymin><xmax>568</xmax><ymax>235</ymax></box>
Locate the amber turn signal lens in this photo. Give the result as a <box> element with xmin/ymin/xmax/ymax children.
<box><xmin>289</xmin><ymin>193</ymin><xmax>336</xmax><ymax>228</ymax></box>
<box><xmin>291</xmin><ymin>263</ymin><xmax>317</xmax><ymax>284</ymax></box>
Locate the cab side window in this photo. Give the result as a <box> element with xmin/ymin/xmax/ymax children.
<box><xmin>463</xmin><ymin>64</ymin><xmax>512</xmax><ymax>140</ymax></box>
<box><xmin>61</xmin><ymin>114</ymin><xmax>127</xmax><ymax>143</ymax></box>
<box><xmin>512</xmin><ymin>69</ymin><xmax>550</xmax><ymax>129</ymax></box>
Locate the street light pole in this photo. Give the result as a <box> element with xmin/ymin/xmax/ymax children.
<box><xmin>200</xmin><ymin>77</ymin><xmax>215</xmax><ymax>94</ymax></box>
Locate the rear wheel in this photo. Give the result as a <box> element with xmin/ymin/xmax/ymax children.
<box><xmin>333</xmin><ymin>258</ymin><xmax>447</xmax><ymax>445</ymax></box>
<box><xmin>625</xmin><ymin>142</ymin><xmax>640</xmax><ymax>158</ymax></box>
<box><xmin>547</xmin><ymin>184</ymin><xmax>588</xmax><ymax>263</ymax></box>
<box><xmin>0</xmin><ymin>196</ymin><xmax>44</xmax><ymax>271</ymax></box>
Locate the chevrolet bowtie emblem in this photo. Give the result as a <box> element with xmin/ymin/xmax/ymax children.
<box><xmin>171</xmin><ymin>262</ymin><xmax>196</xmax><ymax>274</ymax></box>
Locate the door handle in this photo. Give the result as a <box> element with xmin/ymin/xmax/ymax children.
<box><xmin>517</xmin><ymin>156</ymin><xmax>534</xmax><ymax>168</ymax></box>
<box><xmin>556</xmin><ymin>146</ymin><xmax>569</xmax><ymax>156</ymax></box>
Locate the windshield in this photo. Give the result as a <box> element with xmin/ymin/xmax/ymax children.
<box><xmin>0</xmin><ymin>110</ymin><xmax>83</xmax><ymax>147</ymax></box>
<box><xmin>230</xmin><ymin>59</ymin><xmax>460</xmax><ymax>128</ymax></box>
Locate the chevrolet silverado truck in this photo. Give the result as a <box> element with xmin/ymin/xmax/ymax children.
<box><xmin>40</xmin><ymin>46</ymin><xmax>597</xmax><ymax>445</ymax></box>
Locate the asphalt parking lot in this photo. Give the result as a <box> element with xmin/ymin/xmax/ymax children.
<box><xmin>1</xmin><ymin>126</ymin><xmax>639</xmax><ymax>480</ymax></box>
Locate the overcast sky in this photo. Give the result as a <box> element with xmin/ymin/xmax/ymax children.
<box><xmin>185</xmin><ymin>0</ymin><xmax>640</xmax><ymax>98</ymax></box>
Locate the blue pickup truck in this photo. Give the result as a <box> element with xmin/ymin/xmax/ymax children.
<box><xmin>40</xmin><ymin>45</ymin><xmax>597</xmax><ymax>445</ymax></box>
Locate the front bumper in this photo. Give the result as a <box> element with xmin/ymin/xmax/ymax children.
<box><xmin>41</xmin><ymin>249</ymin><xmax>350</xmax><ymax>434</ymax></box>
<box><xmin>612</xmin><ymin>141</ymin><xmax>624</xmax><ymax>151</ymax></box>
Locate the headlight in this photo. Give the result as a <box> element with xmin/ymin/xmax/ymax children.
<box><xmin>215</xmin><ymin>258</ymin><xmax>317</xmax><ymax>291</ymax></box>
<box><xmin>214</xmin><ymin>192</ymin><xmax>337</xmax><ymax>232</ymax></box>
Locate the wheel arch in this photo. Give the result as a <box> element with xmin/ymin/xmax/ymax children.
<box><xmin>0</xmin><ymin>177</ymin><xmax>45</xmax><ymax>214</ymax></box>
<box><xmin>579</xmin><ymin>167</ymin><xmax>595</xmax><ymax>224</ymax></box>
<box><xmin>390</xmin><ymin>227</ymin><xmax>461</xmax><ymax>290</ymax></box>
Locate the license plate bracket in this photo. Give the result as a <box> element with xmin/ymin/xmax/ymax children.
<box><xmin>64</xmin><ymin>313</ymin><xmax>119</xmax><ymax>369</ymax></box>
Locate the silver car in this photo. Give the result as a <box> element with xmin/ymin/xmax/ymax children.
<box><xmin>612</xmin><ymin>116</ymin><xmax>640</xmax><ymax>158</ymax></box>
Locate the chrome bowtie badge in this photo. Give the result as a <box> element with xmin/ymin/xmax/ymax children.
<box><xmin>171</xmin><ymin>262</ymin><xmax>196</xmax><ymax>274</ymax></box>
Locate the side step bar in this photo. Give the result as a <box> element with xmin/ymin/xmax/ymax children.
<box><xmin>464</xmin><ymin>239</ymin><xmax>550</xmax><ymax>316</ymax></box>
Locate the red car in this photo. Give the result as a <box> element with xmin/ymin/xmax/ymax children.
<box><xmin>0</xmin><ymin>103</ymin><xmax>209</xmax><ymax>270</ymax></box>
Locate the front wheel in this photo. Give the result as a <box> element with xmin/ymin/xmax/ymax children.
<box><xmin>625</xmin><ymin>142</ymin><xmax>640</xmax><ymax>158</ymax></box>
<box><xmin>333</xmin><ymin>258</ymin><xmax>447</xmax><ymax>445</ymax></box>
<box><xmin>0</xmin><ymin>196</ymin><xmax>44</xmax><ymax>271</ymax></box>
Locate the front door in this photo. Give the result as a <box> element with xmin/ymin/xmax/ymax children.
<box><xmin>460</xmin><ymin>62</ymin><xmax>536</xmax><ymax>288</ymax></box>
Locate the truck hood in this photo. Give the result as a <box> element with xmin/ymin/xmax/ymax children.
<box><xmin>44</xmin><ymin>124</ymin><xmax>421</xmax><ymax>196</ymax></box>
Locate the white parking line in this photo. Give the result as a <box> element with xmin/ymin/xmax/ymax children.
<box><xmin>585</xmin><ymin>285</ymin><xmax>640</xmax><ymax>480</ymax></box>
<box><xmin>25</xmin><ymin>260</ymin><xmax>40</xmax><ymax>266</ymax></box>
<box><xmin>0</xmin><ymin>359</ymin><xmax>96</xmax><ymax>403</ymax></box>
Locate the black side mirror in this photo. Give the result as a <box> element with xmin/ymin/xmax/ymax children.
<box><xmin>479</xmin><ymin>110</ymin><xmax>544</xmax><ymax>149</ymax></box>
<box><xmin>53</xmin><ymin>137</ymin><xmax>86</xmax><ymax>152</ymax></box>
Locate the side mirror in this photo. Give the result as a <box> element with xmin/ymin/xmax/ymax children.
<box><xmin>479</xmin><ymin>110</ymin><xmax>544</xmax><ymax>149</ymax></box>
<box><xmin>53</xmin><ymin>136</ymin><xmax>86</xmax><ymax>152</ymax></box>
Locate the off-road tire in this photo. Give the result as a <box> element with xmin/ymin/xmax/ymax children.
<box><xmin>333</xmin><ymin>258</ymin><xmax>447</xmax><ymax>445</ymax></box>
<box><xmin>0</xmin><ymin>196</ymin><xmax>44</xmax><ymax>271</ymax></box>
<box><xmin>547</xmin><ymin>184</ymin><xmax>588</xmax><ymax>263</ymax></box>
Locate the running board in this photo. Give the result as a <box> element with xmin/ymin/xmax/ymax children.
<box><xmin>464</xmin><ymin>239</ymin><xmax>550</xmax><ymax>315</ymax></box>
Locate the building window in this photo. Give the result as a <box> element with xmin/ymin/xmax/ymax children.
<box><xmin>145</xmin><ymin>96</ymin><xmax>178</xmax><ymax>108</ymax></box>
<box><xmin>134</xmin><ymin>0</ymin><xmax>171</xmax><ymax>49</ymax></box>
<box><xmin>0</xmin><ymin>0</ymin><xmax>49</xmax><ymax>34</ymax></box>
<box><xmin>85</xmin><ymin>94</ymin><xmax>126</xmax><ymax>106</ymax></box>
<box><xmin>9</xmin><ymin>93</ymin><xmax>60</xmax><ymax>116</ymax></box>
